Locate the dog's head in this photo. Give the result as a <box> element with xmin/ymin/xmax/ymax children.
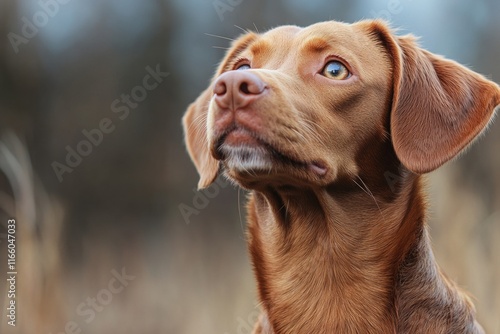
<box><xmin>183</xmin><ymin>20</ymin><xmax>500</xmax><ymax>190</ymax></box>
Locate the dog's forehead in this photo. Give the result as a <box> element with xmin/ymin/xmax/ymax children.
<box><xmin>240</xmin><ymin>21</ymin><xmax>382</xmax><ymax>73</ymax></box>
<box><xmin>262</xmin><ymin>25</ymin><xmax>302</xmax><ymax>40</ymax></box>
<box><xmin>261</xmin><ymin>21</ymin><xmax>364</xmax><ymax>49</ymax></box>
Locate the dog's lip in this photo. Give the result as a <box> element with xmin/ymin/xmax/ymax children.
<box><xmin>308</xmin><ymin>162</ymin><xmax>328</xmax><ymax>176</ymax></box>
<box><xmin>221</xmin><ymin>127</ymin><xmax>260</xmax><ymax>147</ymax></box>
<box><xmin>213</xmin><ymin>127</ymin><xmax>328</xmax><ymax>176</ymax></box>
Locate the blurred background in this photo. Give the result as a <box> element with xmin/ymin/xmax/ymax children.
<box><xmin>0</xmin><ymin>0</ymin><xmax>499</xmax><ymax>333</ymax></box>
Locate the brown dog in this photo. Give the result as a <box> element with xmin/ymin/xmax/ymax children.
<box><xmin>183</xmin><ymin>20</ymin><xmax>500</xmax><ymax>333</ymax></box>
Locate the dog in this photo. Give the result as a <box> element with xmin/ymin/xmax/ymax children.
<box><xmin>183</xmin><ymin>20</ymin><xmax>500</xmax><ymax>333</ymax></box>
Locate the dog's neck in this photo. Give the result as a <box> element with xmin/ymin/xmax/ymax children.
<box><xmin>246</xmin><ymin>172</ymin><xmax>478</xmax><ymax>333</ymax></box>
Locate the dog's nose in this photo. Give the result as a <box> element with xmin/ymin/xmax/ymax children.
<box><xmin>213</xmin><ymin>71</ymin><xmax>267</xmax><ymax>110</ymax></box>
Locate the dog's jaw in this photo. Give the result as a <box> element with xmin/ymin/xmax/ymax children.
<box><xmin>220</xmin><ymin>145</ymin><xmax>273</xmax><ymax>172</ymax></box>
<box><xmin>213</xmin><ymin>126</ymin><xmax>331</xmax><ymax>187</ymax></box>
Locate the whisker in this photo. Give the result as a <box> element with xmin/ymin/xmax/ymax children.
<box><xmin>205</xmin><ymin>33</ymin><xmax>235</xmax><ymax>41</ymax></box>
<box><xmin>297</xmin><ymin>119</ymin><xmax>323</xmax><ymax>144</ymax></box>
<box><xmin>303</xmin><ymin>123</ymin><xmax>323</xmax><ymax>143</ymax></box>
<box><xmin>190</xmin><ymin>112</ymin><xmax>207</xmax><ymax>133</ymax></box>
<box><xmin>187</xmin><ymin>112</ymin><xmax>210</xmax><ymax>145</ymax></box>
<box><xmin>302</xmin><ymin>118</ymin><xmax>329</xmax><ymax>139</ymax></box>
<box><xmin>234</xmin><ymin>24</ymin><xmax>253</xmax><ymax>34</ymax></box>
<box><xmin>289</xmin><ymin>126</ymin><xmax>307</xmax><ymax>143</ymax></box>
<box><xmin>253</xmin><ymin>23</ymin><xmax>260</xmax><ymax>34</ymax></box>
<box><xmin>354</xmin><ymin>176</ymin><xmax>381</xmax><ymax>213</ymax></box>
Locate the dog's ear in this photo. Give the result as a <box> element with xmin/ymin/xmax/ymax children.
<box><xmin>183</xmin><ymin>88</ymin><xmax>220</xmax><ymax>189</ymax></box>
<box><xmin>183</xmin><ymin>32</ymin><xmax>258</xmax><ymax>189</ymax></box>
<box><xmin>367</xmin><ymin>21</ymin><xmax>500</xmax><ymax>173</ymax></box>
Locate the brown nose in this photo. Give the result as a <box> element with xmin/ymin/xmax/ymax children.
<box><xmin>213</xmin><ymin>71</ymin><xmax>267</xmax><ymax>110</ymax></box>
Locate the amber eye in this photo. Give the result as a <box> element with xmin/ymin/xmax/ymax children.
<box><xmin>321</xmin><ymin>61</ymin><xmax>350</xmax><ymax>80</ymax></box>
<box><xmin>236</xmin><ymin>63</ymin><xmax>251</xmax><ymax>70</ymax></box>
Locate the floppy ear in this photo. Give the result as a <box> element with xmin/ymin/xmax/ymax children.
<box><xmin>183</xmin><ymin>32</ymin><xmax>258</xmax><ymax>189</ymax></box>
<box><xmin>368</xmin><ymin>21</ymin><xmax>500</xmax><ymax>173</ymax></box>
<box><xmin>182</xmin><ymin>88</ymin><xmax>220</xmax><ymax>189</ymax></box>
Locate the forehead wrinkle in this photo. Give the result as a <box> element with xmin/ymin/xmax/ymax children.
<box><xmin>300</xmin><ymin>37</ymin><xmax>331</xmax><ymax>54</ymax></box>
<box><xmin>249</xmin><ymin>39</ymin><xmax>272</xmax><ymax>58</ymax></box>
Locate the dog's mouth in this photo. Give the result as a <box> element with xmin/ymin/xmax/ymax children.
<box><xmin>213</xmin><ymin>127</ymin><xmax>328</xmax><ymax>177</ymax></box>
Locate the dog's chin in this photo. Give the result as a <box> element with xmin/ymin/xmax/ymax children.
<box><xmin>220</xmin><ymin>145</ymin><xmax>274</xmax><ymax>173</ymax></box>
<box><xmin>217</xmin><ymin>142</ymin><xmax>330</xmax><ymax>188</ymax></box>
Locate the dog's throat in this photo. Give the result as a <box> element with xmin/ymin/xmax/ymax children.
<box><xmin>247</xmin><ymin>181</ymin><xmax>425</xmax><ymax>333</ymax></box>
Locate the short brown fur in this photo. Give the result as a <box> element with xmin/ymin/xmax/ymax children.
<box><xmin>183</xmin><ymin>20</ymin><xmax>500</xmax><ymax>333</ymax></box>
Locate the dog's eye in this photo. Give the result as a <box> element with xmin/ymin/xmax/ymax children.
<box><xmin>236</xmin><ymin>64</ymin><xmax>251</xmax><ymax>70</ymax></box>
<box><xmin>321</xmin><ymin>61</ymin><xmax>350</xmax><ymax>80</ymax></box>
